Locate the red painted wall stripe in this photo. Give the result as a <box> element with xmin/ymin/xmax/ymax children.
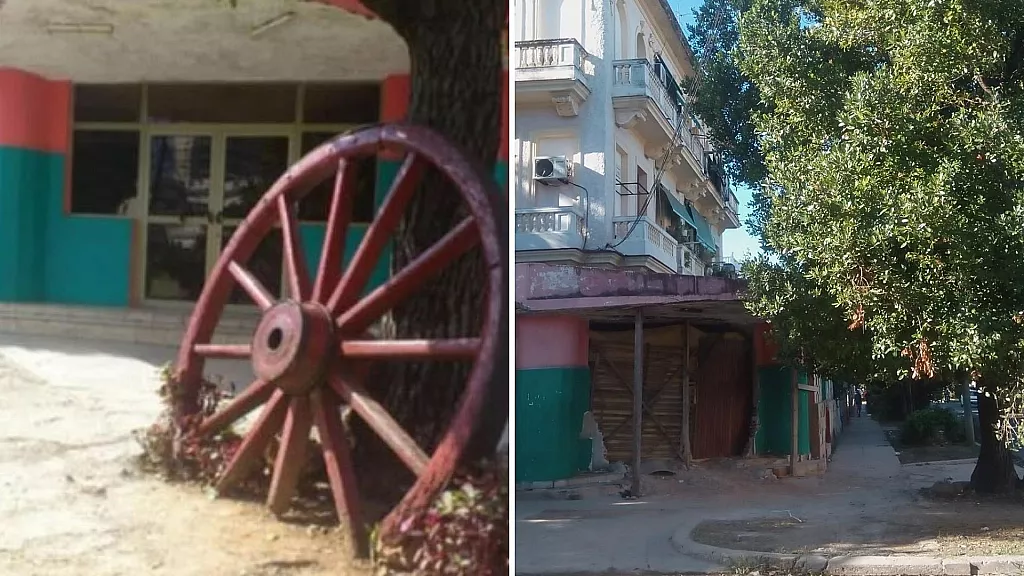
<box><xmin>515</xmin><ymin>316</ymin><xmax>589</xmax><ymax>370</ymax></box>
<box><xmin>313</xmin><ymin>0</ymin><xmax>377</xmax><ymax>19</ymax></box>
<box><xmin>0</xmin><ymin>68</ymin><xmax>70</xmax><ymax>154</ymax></box>
<box><xmin>379</xmin><ymin>73</ymin><xmax>509</xmax><ymax>161</ymax></box>
<box><xmin>755</xmin><ymin>323</ymin><xmax>779</xmax><ymax>366</ymax></box>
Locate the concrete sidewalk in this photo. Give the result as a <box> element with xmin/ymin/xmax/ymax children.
<box><xmin>515</xmin><ymin>416</ymin><xmax>1000</xmax><ymax>575</ymax></box>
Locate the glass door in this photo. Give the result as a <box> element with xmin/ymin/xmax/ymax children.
<box><xmin>217</xmin><ymin>133</ymin><xmax>290</xmax><ymax>304</ymax></box>
<box><xmin>144</xmin><ymin>133</ymin><xmax>215</xmax><ymax>302</ymax></box>
<box><xmin>142</xmin><ymin>130</ymin><xmax>292</xmax><ymax>304</ymax></box>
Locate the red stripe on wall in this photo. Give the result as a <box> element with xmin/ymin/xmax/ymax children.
<box><xmin>516</xmin><ymin>316</ymin><xmax>589</xmax><ymax>370</ymax></box>
<box><xmin>0</xmin><ymin>68</ymin><xmax>70</xmax><ymax>154</ymax></box>
<box><xmin>313</xmin><ymin>0</ymin><xmax>377</xmax><ymax>18</ymax></box>
<box><xmin>379</xmin><ymin>72</ymin><xmax>509</xmax><ymax>160</ymax></box>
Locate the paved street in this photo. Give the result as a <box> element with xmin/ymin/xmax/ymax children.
<box><xmin>515</xmin><ymin>416</ymin><xmax>999</xmax><ymax>575</ymax></box>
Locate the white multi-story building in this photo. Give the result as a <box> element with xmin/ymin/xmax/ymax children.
<box><xmin>513</xmin><ymin>0</ymin><xmax>742</xmax><ymax>276</ymax></box>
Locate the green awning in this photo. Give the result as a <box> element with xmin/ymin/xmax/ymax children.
<box><xmin>660</xmin><ymin>186</ymin><xmax>697</xmax><ymax>229</ymax></box>
<box><xmin>687</xmin><ymin>203</ymin><xmax>718</xmax><ymax>255</ymax></box>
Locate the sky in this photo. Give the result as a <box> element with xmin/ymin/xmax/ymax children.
<box><xmin>668</xmin><ymin>0</ymin><xmax>762</xmax><ymax>260</ymax></box>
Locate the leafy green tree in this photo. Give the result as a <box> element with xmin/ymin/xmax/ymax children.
<box><xmin>702</xmin><ymin>0</ymin><xmax>1024</xmax><ymax>491</ymax></box>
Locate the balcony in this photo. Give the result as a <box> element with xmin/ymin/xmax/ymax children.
<box><xmin>612</xmin><ymin>215</ymin><xmax>679</xmax><ymax>273</ymax></box>
<box><xmin>515</xmin><ymin>39</ymin><xmax>591</xmax><ymax>117</ymax></box>
<box><xmin>515</xmin><ymin>205</ymin><xmax>586</xmax><ymax>251</ymax></box>
<box><xmin>700</xmin><ymin>157</ymin><xmax>742</xmax><ymax>230</ymax></box>
<box><xmin>612</xmin><ymin>59</ymin><xmax>708</xmax><ymax>174</ymax></box>
<box><xmin>677</xmin><ymin>243</ymin><xmax>707</xmax><ymax>276</ymax></box>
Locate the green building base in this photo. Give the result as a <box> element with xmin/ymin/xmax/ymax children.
<box><xmin>515</xmin><ymin>366</ymin><xmax>590</xmax><ymax>483</ymax></box>
<box><xmin>755</xmin><ymin>366</ymin><xmax>811</xmax><ymax>456</ymax></box>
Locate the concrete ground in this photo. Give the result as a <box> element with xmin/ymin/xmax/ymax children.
<box><xmin>0</xmin><ymin>333</ymin><xmax>367</xmax><ymax>576</ymax></box>
<box><xmin>515</xmin><ymin>415</ymin><xmax>1014</xmax><ymax>575</ymax></box>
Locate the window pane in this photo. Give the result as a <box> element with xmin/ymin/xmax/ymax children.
<box><xmin>302</xmin><ymin>83</ymin><xmax>379</xmax><ymax>124</ymax></box>
<box><xmin>222</xmin><ymin>226</ymin><xmax>283</xmax><ymax>304</ymax></box>
<box><xmin>74</xmin><ymin>84</ymin><xmax>142</xmax><ymax>122</ymax></box>
<box><xmin>147</xmin><ymin>84</ymin><xmax>297</xmax><ymax>123</ymax></box>
<box><xmin>297</xmin><ymin>132</ymin><xmax>376</xmax><ymax>223</ymax></box>
<box><xmin>149</xmin><ymin>135</ymin><xmax>212</xmax><ymax>218</ymax></box>
<box><xmin>71</xmin><ymin>131</ymin><xmax>140</xmax><ymax>215</ymax></box>
<box><xmin>145</xmin><ymin>223</ymin><xmax>208</xmax><ymax>301</ymax></box>
<box><xmin>222</xmin><ymin>136</ymin><xmax>290</xmax><ymax>220</ymax></box>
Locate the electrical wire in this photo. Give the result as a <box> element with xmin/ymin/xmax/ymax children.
<box><xmin>601</xmin><ymin>3</ymin><xmax>729</xmax><ymax>253</ymax></box>
<box><xmin>567</xmin><ymin>181</ymin><xmax>590</xmax><ymax>250</ymax></box>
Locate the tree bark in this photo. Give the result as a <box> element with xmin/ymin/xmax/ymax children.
<box><xmin>970</xmin><ymin>385</ymin><xmax>1019</xmax><ymax>493</ymax></box>
<box><xmin>351</xmin><ymin>0</ymin><xmax>508</xmax><ymax>505</ymax></box>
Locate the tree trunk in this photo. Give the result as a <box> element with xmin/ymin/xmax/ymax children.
<box><xmin>970</xmin><ymin>385</ymin><xmax>1018</xmax><ymax>493</ymax></box>
<box><xmin>351</xmin><ymin>0</ymin><xmax>508</xmax><ymax>506</ymax></box>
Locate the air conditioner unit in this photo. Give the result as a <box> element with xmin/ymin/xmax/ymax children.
<box><xmin>533</xmin><ymin>156</ymin><xmax>569</xmax><ymax>185</ymax></box>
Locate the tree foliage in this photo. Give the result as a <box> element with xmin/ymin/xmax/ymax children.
<box><xmin>696</xmin><ymin>0</ymin><xmax>1024</xmax><ymax>490</ymax></box>
<box><xmin>687</xmin><ymin>0</ymin><xmax>769</xmax><ymax>190</ymax></box>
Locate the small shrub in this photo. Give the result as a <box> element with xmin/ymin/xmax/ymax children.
<box><xmin>134</xmin><ymin>365</ymin><xmax>252</xmax><ymax>486</ymax></box>
<box><xmin>901</xmin><ymin>408</ymin><xmax>966</xmax><ymax>446</ymax></box>
<box><xmin>373</xmin><ymin>462</ymin><xmax>509</xmax><ymax>576</ymax></box>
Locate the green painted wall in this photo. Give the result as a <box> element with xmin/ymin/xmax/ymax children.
<box><xmin>0</xmin><ymin>153</ymin><xmax>507</xmax><ymax>306</ymax></box>
<box><xmin>298</xmin><ymin>224</ymin><xmax>389</xmax><ymax>294</ymax></box>
<box><xmin>515</xmin><ymin>366</ymin><xmax>591</xmax><ymax>482</ymax></box>
<box><xmin>0</xmin><ymin>147</ymin><xmax>131</xmax><ymax>305</ymax></box>
<box><xmin>755</xmin><ymin>366</ymin><xmax>811</xmax><ymax>456</ymax></box>
<box><xmin>0</xmin><ymin>147</ymin><xmax>48</xmax><ymax>300</ymax></box>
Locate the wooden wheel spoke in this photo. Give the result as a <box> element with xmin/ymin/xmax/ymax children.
<box><xmin>267</xmin><ymin>396</ymin><xmax>314</xmax><ymax>515</ymax></box>
<box><xmin>193</xmin><ymin>343</ymin><xmax>252</xmax><ymax>359</ymax></box>
<box><xmin>279</xmin><ymin>196</ymin><xmax>311</xmax><ymax>301</ymax></box>
<box><xmin>228</xmin><ymin>261</ymin><xmax>275</xmax><ymax>311</ymax></box>
<box><xmin>195</xmin><ymin>379</ymin><xmax>275</xmax><ymax>437</ymax></box>
<box><xmin>340</xmin><ymin>338</ymin><xmax>480</xmax><ymax>361</ymax></box>
<box><xmin>312</xmin><ymin>390</ymin><xmax>368</xmax><ymax>557</ymax></box>
<box><xmin>215</xmin><ymin>390</ymin><xmax>289</xmax><ymax>495</ymax></box>
<box><xmin>336</xmin><ymin>216</ymin><xmax>479</xmax><ymax>334</ymax></box>
<box><xmin>326</xmin><ymin>154</ymin><xmax>427</xmax><ymax>315</ymax></box>
<box><xmin>328</xmin><ymin>372</ymin><xmax>429</xmax><ymax>476</ymax></box>
<box><xmin>312</xmin><ymin>159</ymin><xmax>358</xmax><ymax>303</ymax></box>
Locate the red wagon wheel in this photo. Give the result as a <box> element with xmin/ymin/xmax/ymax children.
<box><xmin>173</xmin><ymin>124</ymin><xmax>505</xmax><ymax>556</ymax></box>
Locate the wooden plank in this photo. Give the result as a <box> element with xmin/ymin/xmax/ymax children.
<box><xmin>590</xmin><ymin>339</ymin><xmax>686</xmax><ymax>463</ymax></box>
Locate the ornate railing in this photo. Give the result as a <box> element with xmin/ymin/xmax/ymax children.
<box><xmin>612</xmin><ymin>215</ymin><xmax>678</xmax><ymax>271</ymax></box>
<box><xmin>515</xmin><ymin>205</ymin><xmax>585</xmax><ymax>237</ymax></box>
<box><xmin>612</xmin><ymin>59</ymin><xmax>679</xmax><ymax>129</ymax></box>
<box><xmin>516</xmin><ymin>38</ymin><xmax>586</xmax><ymax>70</ymax></box>
<box><xmin>677</xmin><ymin>243</ymin><xmax>705</xmax><ymax>276</ymax></box>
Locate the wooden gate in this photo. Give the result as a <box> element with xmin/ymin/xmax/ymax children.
<box><xmin>590</xmin><ymin>340</ymin><xmax>686</xmax><ymax>463</ymax></box>
<box><xmin>692</xmin><ymin>333</ymin><xmax>752</xmax><ymax>459</ymax></box>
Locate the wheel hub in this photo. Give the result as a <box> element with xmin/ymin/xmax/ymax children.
<box><xmin>251</xmin><ymin>300</ymin><xmax>335</xmax><ymax>395</ymax></box>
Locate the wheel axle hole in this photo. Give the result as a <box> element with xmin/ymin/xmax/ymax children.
<box><xmin>267</xmin><ymin>328</ymin><xmax>284</xmax><ymax>350</ymax></box>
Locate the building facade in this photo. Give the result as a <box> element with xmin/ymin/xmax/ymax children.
<box><xmin>512</xmin><ymin>0</ymin><xmax>751</xmax><ymax>485</ymax></box>
<box><xmin>513</xmin><ymin>0</ymin><xmax>741</xmax><ymax>271</ymax></box>
<box><xmin>0</xmin><ymin>0</ymin><xmax>508</xmax><ymax>344</ymax></box>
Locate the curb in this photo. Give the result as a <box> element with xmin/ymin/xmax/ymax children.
<box><xmin>902</xmin><ymin>458</ymin><xmax>978</xmax><ymax>467</ymax></box>
<box><xmin>670</xmin><ymin>526</ymin><xmax>1024</xmax><ymax>575</ymax></box>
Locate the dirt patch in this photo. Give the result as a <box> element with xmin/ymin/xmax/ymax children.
<box><xmin>883</xmin><ymin>429</ymin><xmax>979</xmax><ymax>464</ymax></box>
<box><xmin>896</xmin><ymin>444</ymin><xmax>979</xmax><ymax>464</ymax></box>
<box><xmin>691</xmin><ymin>503</ymin><xmax>1024</xmax><ymax>557</ymax></box>
<box><xmin>630</xmin><ymin>457</ymin><xmax>794</xmax><ymax>499</ymax></box>
<box><xmin>0</xmin><ymin>348</ymin><xmax>369</xmax><ymax>576</ymax></box>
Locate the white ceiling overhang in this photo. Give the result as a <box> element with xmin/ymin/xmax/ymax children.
<box><xmin>0</xmin><ymin>0</ymin><xmax>409</xmax><ymax>82</ymax></box>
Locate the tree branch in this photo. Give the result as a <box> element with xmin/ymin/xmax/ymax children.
<box><xmin>1004</xmin><ymin>28</ymin><xmax>1024</xmax><ymax>84</ymax></box>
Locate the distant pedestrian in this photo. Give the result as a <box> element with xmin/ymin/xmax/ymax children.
<box><xmin>854</xmin><ymin>388</ymin><xmax>863</xmax><ymax>417</ymax></box>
